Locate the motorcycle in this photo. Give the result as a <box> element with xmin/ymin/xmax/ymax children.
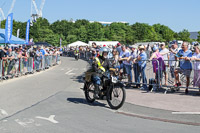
<box><xmin>83</xmin><ymin>68</ymin><xmax>126</xmax><ymax>110</ymax></box>
<box><xmin>75</xmin><ymin>53</ymin><xmax>79</xmax><ymax>60</ymax></box>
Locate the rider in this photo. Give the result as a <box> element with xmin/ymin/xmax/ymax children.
<box><xmin>92</xmin><ymin>47</ymin><xmax>112</xmax><ymax>98</ymax></box>
<box><xmin>74</xmin><ymin>46</ymin><xmax>79</xmax><ymax>57</ymax></box>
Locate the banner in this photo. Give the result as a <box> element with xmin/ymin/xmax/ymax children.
<box><xmin>25</xmin><ymin>19</ymin><xmax>30</xmax><ymax>44</ymax></box>
<box><xmin>5</xmin><ymin>13</ymin><xmax>13</xmax><ymax>43</ymax></box>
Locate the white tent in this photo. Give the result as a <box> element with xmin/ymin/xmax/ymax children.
<box><xmin>67</xmin><ymin>41</ymin><xmax>89</xmax><ymax>47</ymax></box>
<box><xmin>134</xmin><ymin>42</ymin><xmax>165</xmax><ymax>47</ymax></box>
<box><xmin>88</xmin><ymin>41</ymin><xmax>119</xmax><ymax>47</ymax></box>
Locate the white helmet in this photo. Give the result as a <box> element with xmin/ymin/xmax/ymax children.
<box><xmin>99</xmin><ymin>47</ymin><xmax>109</xmax><ymax>56</ymax></box>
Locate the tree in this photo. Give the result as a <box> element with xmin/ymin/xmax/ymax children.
<box><xmin>87</xmin><ymin>22</ymin><xmax>104</xmax><ymax>41</ymax></box>
<box><xmin>132</xmin><ymin>22</ymin><xmax>158</xmax><ymax>42</ymax></box>
<box><xmin>77</xmin><ymin>26</ymin><xmax>87</xmax><ymax>42</ymax></box>
<box><xmin>178</xmin><ymin>29</ymin><xmax>191</xmax><ymax>42</ymax></box>
<box><xmin>153</xmin><ymin>24</ymin><xmax>174</xmax><ymax>42</ymax></box>
<box><xmin>197</xmin><ymin>32</ymin><xmax>200</xmax><ymax>42</ymax></box>
<box><xmin>66</xmin><ymin>35</ymin><xmax>78</xmax><ymax>44</ymax></box>
<box><xmin>109</xmin><ymin>23</ymin><xmax>127</xmax><ymax>43</ymax></box>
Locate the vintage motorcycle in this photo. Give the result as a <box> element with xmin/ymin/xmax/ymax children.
<box><xmin>75</xmin><ymin>53</ymin><xmax>79</xmax><ymax>60</ymax></box>
<box><xmin>83</xmin><ymin>68</ymin><xmax>126</xmax><ymax>110</ymax></box>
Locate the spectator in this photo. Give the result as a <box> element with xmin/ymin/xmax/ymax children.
<box><xmin>35</xmin><ymin>46</ymin><xmax>42</xmax><ymax>72</ymax></box>
<box><xmin>116</xmin><ymin>43</ymin><xmax>122</xmax><ymax>54</ymax></box>
<box><xmin>0</xmin><ymin>46</ymin><xmax>7</xmax><ymax>60</ymax></box>
<box><xmin>174</xmin><ymin>42</ymin><xmax>192</xmax><ymax>94</ymax></box>
<box><xmin>190</xmin><ymin>45</ymin><xmax>200</xmax><ymax>92</ymax></box>
<box><xmin>14</xmin><ymin>48</ymin><xmax>22</xmax><ymax>77</ymax></box>
<box><xmin>96</xmin><ymin>49</ymin><xmax>100</xmax><ymax>57</ymax></box>
<box><xmin>92</xmin><ymin>42</ymin><xmax>98</xmax><ymax>49</ymax></box>
<box><xmin>128</xmin><ymin>45</ymin><xmax>139</xmax><ymax>87</ymax></box>
<box><xmin>146</xmin><ymin>44</ymin><xmax>151</xmax><ymax>58</ymax></box>
<box><xmin>169</xmin><ymin>41</ymin><xmax>180</xmax><ymax>81</ymax></box>
<box><xmin>159</xmin><ymin>43</ymin><xmax>169</xmax><ymax>85</ymax></box>
<box><xmin>111</xmin><ymin>49</ymin><xmax>120</xmax><ymax>68</ymax></box>
<box><xmin>149</xmin><ymin>46</ymin><xmax>166</xmax><ymax>87</ymax></box>
<box><xmin>7</xmin><ymin>48</ymin><xmax>15</xmax><ymax>76</ymax></box>
<box><xmin>22</xmin><ymin>47</ymin><xmax>29</xmax><ymax>74</ymax></box>
<box><xmin>119</xmin><ymin>45</ymin><xmax>132</xmax><ymax>84</ymax></box>
<box><xmin>136</xmin><ymin>45</ymin><xmax>147</xmax><ymax>90</ymax></box>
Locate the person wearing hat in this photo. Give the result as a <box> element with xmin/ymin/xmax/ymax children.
<box><xmin>190</xmin><ymin>45</ymin><xmax>200</xmax><ymax>93</ymax></box>
<box><xmin>116</xmin><ymin>43</ymin><xmax>122</xmax><ymax>54</ymax></box>
<box><xmin>128</xmin><ymin>45</ymin><xmax>138</xmax><ymax>85</ymax></box>
<box><xmin>135</xmin><ymin>45</ymin><xmax>147</xmax><ymax>90</ymax></box>
<box><xmin>149</xmin><ymin>45</ymin><xmax>167</xmax><ymax>88</ymax></box>
<box><xmin>159</xmin><ymin>43</ymin><xmax>169</xmax><ymax>86</ymax></box>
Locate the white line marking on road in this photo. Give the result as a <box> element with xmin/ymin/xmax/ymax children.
<box><xmin>15</xmin><ymin>119</ymin><xmax>34</xmax><ymax>127</ymax></box>
<box><xmin>172</xmin><ymin>112</ymin><xmax>200</xmax><ymax>115</ymax></box>
<box><xmin>65</xmin><ymin>70</ymin><xmax>73</xmax><ymax>75</ymax></box>
<box><xmin>15</xmin><ymin>119</ymin><xmax>27</xmax><ymax>127</ymax></box>
<box><xmin>68</xmin><ymin>73</ymin><xmax>75</xmax><ymax>75</ymax></box>
<box><xmin>3</xmin><ymin>120</ymin><xmax>7</xmax><ymax>122</ymax></box>
<box><xmin>0</xmin><ymin>109</ymin><xmax>8</xmax><ymax>117</ymax></box>
<box><xmin>36</xmin><ymin>115</ymin><xmax>59</xmax><ymax>124</ymax></box>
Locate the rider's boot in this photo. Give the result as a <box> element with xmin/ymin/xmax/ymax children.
<box><xmin>94</xmin><ymin>84</ymin><xmax>100</xmax><ymax>99</ymax></box>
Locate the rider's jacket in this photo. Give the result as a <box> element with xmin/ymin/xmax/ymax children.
<box><xmin>92</xmin><ymin>56</ymin><xmax>112</xmax><ymax>73</ymax></box>
<box><xmin>74</xmin><ymin>49</ymin><xmax>79</xmax><ymax>54</ymax></box>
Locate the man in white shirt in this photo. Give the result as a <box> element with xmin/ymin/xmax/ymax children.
<box><xmin>159</xmin><ymin>43</ymin><xmax>169</xmax><ymax>86</ymax></box>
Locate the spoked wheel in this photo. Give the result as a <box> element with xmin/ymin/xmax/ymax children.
<box><xmin>84</xmin><ymin>82</ymin><xmax>95</xmax><ymax>103</ymax></box>
<box><xmin>107</xmin><ymin>84</ymin><xmax>126</xmax><ymax>110</ymax></box>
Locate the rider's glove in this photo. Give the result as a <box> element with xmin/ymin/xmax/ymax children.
<box><xmin>97</xmin><ymin>69</ymin><xmax>103</xmax><ymax>74</ymax></box>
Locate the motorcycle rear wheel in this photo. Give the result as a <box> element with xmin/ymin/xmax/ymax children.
<box><xmin>84</xmin><ymin>82</ymin><xmax>95</xmax><ymax>103</ymax></box>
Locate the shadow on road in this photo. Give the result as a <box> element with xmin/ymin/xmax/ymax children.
<box><xmin>67</xmin><ymin>98</ymin><xmax>109</xmax><ymax>109</ymax></box>
<box><xmin>71</xmin><ymin>75</ymin><xmax>84</xmax><ymax>83</ymax></box>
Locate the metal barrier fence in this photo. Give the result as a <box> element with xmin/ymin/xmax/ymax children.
<box><xmin>159</xmin><ymin>60</ymin><xmax>200</xmax><ymax>93</ymax></box>
<box><xmin>131</xmin><ymin>59</ymin><xmax>200</xmax><ymax>93</ymax></box>
<box><xmin>66</xmin><ymin>50</ymin><xmax>92</xmax><ymax>61</ymax></box>
<box><xmin>0</xmin><ymin>54</ymin><xmax>60</xmax><ymax>81</ymax></box>
<box><xmin>122</xmin><ymin>60</ymin><xmax>162</xmax><ymax>92</ymax></box>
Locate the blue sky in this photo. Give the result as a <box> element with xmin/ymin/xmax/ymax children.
<box><xmin>1</xmin><ymin>0</ymin><xmax>199</xmax><ymax>32</ymax></box>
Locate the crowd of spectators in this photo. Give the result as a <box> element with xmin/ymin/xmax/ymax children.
<box><xmin>0</xmin><ymin>45</ymin><xmax>61</xmax><ymax>79</ymax></box>
<box><xmin>65</xmin><ymin>41</ymin><xmax>200</xmax><ymax>94</ymax></box>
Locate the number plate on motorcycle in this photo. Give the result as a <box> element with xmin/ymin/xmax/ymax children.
<box><xmin>112</xmin><ymin>76</ymin><xmax>118</xmax><ymax>83</ymax></box>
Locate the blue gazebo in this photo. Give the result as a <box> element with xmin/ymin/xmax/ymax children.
<box><xmin>0</xmin><ymin>29</ymin><xmax>26</xmax><ymax>44</ymax></box>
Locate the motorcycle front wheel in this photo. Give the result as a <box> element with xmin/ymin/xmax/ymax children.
<box><xmin>107</xmin><ymin>83</ymin><xmax>126</xmax><ymax>110</ymax></box>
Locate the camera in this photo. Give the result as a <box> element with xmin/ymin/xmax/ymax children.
<box><xmin>175</xmin><ymin>52</ymin><xmax>183</xmax><ymax>58</ymax></box>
